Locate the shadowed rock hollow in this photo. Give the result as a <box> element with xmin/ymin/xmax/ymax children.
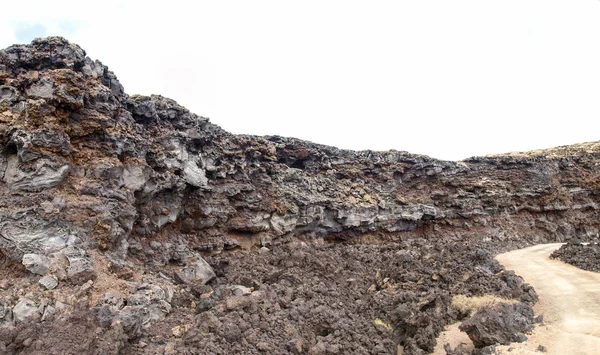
<box><xmin>0</xmin><ymin>37</ymin><xmax>599</xmax><ymax>354</ymax></box>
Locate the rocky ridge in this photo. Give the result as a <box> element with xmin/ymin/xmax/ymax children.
<box><xmin>0</xmin><ymin>37</ymin><xmax>599</xmax><ymax>354</ymax></box>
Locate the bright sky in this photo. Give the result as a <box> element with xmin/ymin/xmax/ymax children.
<box><xmin>1</xmin><ymin>1</ymin><xmax>600</xmax><ymax>161</ymax></box>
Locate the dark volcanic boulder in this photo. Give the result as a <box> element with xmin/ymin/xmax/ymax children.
<box><xmin>459</xmin><ymin>302</ymin><xmax>534</xmax><ymax>348</ymax></box>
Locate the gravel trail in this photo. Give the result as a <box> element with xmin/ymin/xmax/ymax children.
<box><xmin>495</xmin><ymin>243</ymin><xmax>600</xmax><ymax>355</ymax></box>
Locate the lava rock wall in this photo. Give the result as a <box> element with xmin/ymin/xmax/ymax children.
<box><xmin>1</xmin><ymin>37</ymin><xmax>600</xmax><ymax>265</ymax></box>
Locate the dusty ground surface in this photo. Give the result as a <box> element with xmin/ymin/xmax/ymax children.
<box><xmin>494</xmin><ymin>243</ymin><xmax>600</xmax><ymax>355</ymax></box>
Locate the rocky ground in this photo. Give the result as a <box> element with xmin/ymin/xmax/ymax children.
<box><xmin>1</xmin><ymin>235</ymin><xmax>538</xmax><ymax>355</ymax></box>
<box><xmin>550</xmin><ymin>242</ymin><xmax>600</xmax><ymax>272</ymax></box>
<box><xmin>1</xmin><ymin>37</ymin><xmax>599</xmax><ymax>354</ymax></box>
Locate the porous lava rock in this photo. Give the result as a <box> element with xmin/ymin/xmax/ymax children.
<box><xmin>459</xmin><ymin>302</ymin><xmax>534</xmax><ymax>348</ymax></box>
<box><xmin>550</xmin><ymin>242</ymin><xmax>600</xmax><ymax>272</ymax></box>
<box><xmin>0</xmin><ymin>37</ymin><xmax>598</xmax><ymax>354</ymax></box>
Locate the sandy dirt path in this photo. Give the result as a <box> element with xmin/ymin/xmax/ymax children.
<box><xmin>492</xmin><ymin>243</ymin><xmax>600</xmax><ymax>354</ymax></box>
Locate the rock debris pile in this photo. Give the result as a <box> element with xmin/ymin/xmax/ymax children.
<box><xmin>550</xmin><ymin>242</ymin><xmax>600</xmax><ymax>272</ymax></box>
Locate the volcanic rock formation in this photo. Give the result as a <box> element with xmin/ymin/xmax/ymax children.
<box><xmin>551</xmin><ymin>241</ymin><xmax>600</xmax><ymax>272</ymax></box>
<box><xmin>0</xmin><ymin>37</ymin><xmax>599</xmax><ymax>354</ymax></box>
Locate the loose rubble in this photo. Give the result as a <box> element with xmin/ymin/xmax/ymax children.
<box><xmin>550</xmin><ymin>242</ymin><xmax>600</xmax><ymax>272</ymax></box>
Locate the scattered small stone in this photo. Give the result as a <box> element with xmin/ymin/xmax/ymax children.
<box><xmin>225</xmin><ymin>295</ymin><xmax>253</xmax><ymax>311</ymax></box>
<box><xmin>74</xmin><ymin>280</ymin><xmax>94</xmax><ymax>297</ymax></box>
<box><xmin>478</xmin><ymin>345</ymin><xmax>498</xmax><ymax>355</ymax></box>
<box><xmin>174</xmin><ymin>257</ymin><xmax>215</xmax><ymax>285</ymax></box>
<box><xmin>537</xmin><ymin>345</ymin><xmax>547</xmax><ymax>352</ymax></box>
<box><xmin>0</xmin><ymin>280</ymin><xmax>9</xmax><ymax>290</ymax></box>
<box><xmin>55</xmin><ymin>268</ymin><xmax>67</xmax><ymax>281</ymax></box>
<box><xmin>534</xmin><ymin>314</ymin><xmax>544</xmax><ymax>324</ymax></box>
<box><xmin>103</xmin><ymin>290</ymin><xmax>125</xmax><ymax>310</ymax></box>
<box><xmin>171</xmin><ymin>324</ymin><xmax>191</xmax><ymax>337</ymax></box>
<box><xmin>475</xmin><ymin>249</ymin><xmax>489</xmax><ymax>260</ymax></box>
<box><xmin>67</xmin><ymin>257</ymin><xmax>97</xmax><ymax>285</ymax></box>
<box><xmin>443</xmin><ymin>343</ymin><xmax>471</xmax><ymax>355</ymax></box>
<box><xmin>230</xmin><ymin>285</ymin><xmax>252</xmax><ymax>296</ymax></box>
<box><xmin>41</xmin><ymin>305</ymin><xmax>56</xmax><ymax>321</ymax></box>
<box><xmin>515</xmin><ymin>333</ymin><xmax>528</xmax><ymax>342</ymax></box>
<box><xmin>39</xmin><ymin>275</ymin><xmax>59</xmax><ymax>290</ymax></box>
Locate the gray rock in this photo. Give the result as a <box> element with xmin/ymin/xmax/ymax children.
<box><xmin>537</xmin><ymin>345</ymin><xmax>547</xmax><ymax>352</ymax></box>
<box><xmin>22</xmin><ymin>253</ymin><xmax>51</xmax><ymax>275</ymax></box>
<box><xmin>55</xmin><ymin>267</ymin><xmax>67</xmax><ymax>281</ymax></box>
<box><xmin>459</xmin><ymin>302</ymin><xmax>534</xmax><ymax>348</ymax></box>
<box><xmin>122</xmin><ymin>165</ymin><xmax>149</xmax><ymax>190</ymax></box>
<box><xmin>183</xmin><ymin>160</ymin><xmax>208</xmax><ymax>188</ymax></box>
<box><xmin>3</xmin><ymin>156</ymin><xmax>70</xmax><ymax>191</ymax></box>
<box><xmin>0</xmin><ymin>226</ymin><xmax>70</xmax><ymax>259</ymax></box>
<box><xmin>116</xmin><ymin>306</ymin><xmax>144</xmax><ymax>338</ymax></box>
<box><xmin>0</xmin><ymin>298</ymin><xmax>14</xmax><ymax>326</ymax></box>
<box><xmin>26</xmin><ymin>77</ymin><xmax>55</xmax><ymax>99</ymax></box>
<box><xmin>270</xmin><ymin>214</ymin><xmax>298</xmax><ymax>235</ymax></box>
<box><xmin>170</xmin><ymin>243</ymin><xmax>193</xmax><ymax>263</ymax></box>
<box><xmin>174</xmin><ymin>256</ymin><xmax>216</xmax><ymax>285</ymax></box>
<box><xmin>39</xmin><ymin>275</ymin><xmax>59</xmax><ymax>290</ymax></box>
<box><xmin>67</xmin><ymin>256</ymin><xmax>97</xmax><ymax>285</ymax></box>
<box><xmin>0</xmin><ymin>85</ymin><xmax>18</xmax><ymax>103</ymax></box>
<box><xmin>104</xmin><ymin>283</ymin><xmax>174</xmax><ymax>338</ymax></box>
<box><xmin>475</xmin><ymin>249</ymin><xmax>489</xmax><ymax>260</ymax></box>
<box><xmin>41</xmin><ymin>305</ymin><xmax>56</xmax><ymax>322</ymax></box>
<box><xmin>230</xmin><ymin>285</ymin><xmax>252</xmax><ymax>296</ymax></box>
<box><xmin>103</xmin><ymin>290</ymin><xmax>125</xmax><ymax>310</ymax></box>
<box><xmin>12</xmin><ymin>298</ymin><xmax>39</xmax><ymax>323</ymax></box>
<box><xmin>126</xmin><ymin>283</ymin><xmax>173</xmax><ymax>323</ymax></box>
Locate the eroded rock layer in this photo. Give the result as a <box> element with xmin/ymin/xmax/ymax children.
<box><xmin>0</xmin><ymin>37</ymin><xmax>598</xmax><ymax>354</ymax></box>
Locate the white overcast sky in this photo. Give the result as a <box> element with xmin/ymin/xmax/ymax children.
<box><xmin>1</xmin><ymin>1</ymin><xmax>600</xmax><ymax>161</ymax></box>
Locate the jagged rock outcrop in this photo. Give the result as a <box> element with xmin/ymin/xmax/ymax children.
<box><xmin>0</xmin><ymin>37</ymin><xmax>597</xmax><ymax>354</ymax></box>
<box><xmin>2</xmin><ymin>38</ymin><xmax>600</xmax><ymax>264</ymax></box>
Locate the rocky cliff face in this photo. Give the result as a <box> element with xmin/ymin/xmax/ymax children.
<box><xmin>0</xmin><ymin>37</ymin><xmax>598</xmax><ymax>354</ymax></box>
<box><xmin>2</xmin><ymin>38</ymin><xmax>599</xmax><ymax>260</ymax></box>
